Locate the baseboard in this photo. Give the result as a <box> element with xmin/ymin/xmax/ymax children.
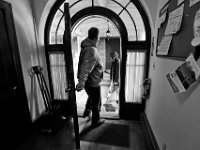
<box><xmin>141</xmin><ymin>113</ymin><xmax>160</xmax><ymax>150</ymax></box>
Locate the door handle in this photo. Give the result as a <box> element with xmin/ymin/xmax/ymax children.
<box><xmin>10</xmin><ymin>86</ymin><xmax>17</xmax><ymax>93</ymax></box>
<box><xmin>13</xmin><ymin>86</ymin><xmax>17</xmax><ymax>91</ymax></box>
<box><xmin>65</xmin><ymin>87</ymin><xmax>77</xmax><ymax>92</ymax></box>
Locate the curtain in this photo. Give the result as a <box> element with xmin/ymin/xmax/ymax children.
<box><xmin>49</xmin><ymin>53</ymin><xmax>68</xmax><ymax>100</ymax></box>
<box><xmin>125</xmin><ymin>51</ymin><xmax>145</xmax><ymax>103</ymax></box>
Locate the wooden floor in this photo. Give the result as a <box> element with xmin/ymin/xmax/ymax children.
<box><xmin>17</xmin><ymin>117</ymin><xmax>150</xmax><ymax>150</ymax></box>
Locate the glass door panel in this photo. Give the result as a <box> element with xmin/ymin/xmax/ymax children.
<box><xmin>125</xmin><ymin>51</ymin><xmax>146</xmax><ymax>103</ymax></box>
<box><xmin>49</xmin><ymin>52</ymin><xmax>68</xmax><ymax>100</ymax></box>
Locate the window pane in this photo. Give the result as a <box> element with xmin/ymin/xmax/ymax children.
<box><xmin>70</xmin><ymin>0</ymin><xmax>92</xmax><ymax>17</ymax></box>
<box><xmin>93</xmin><ymin>0</ymin><xmax>128</xmax><ymax>14</ymax></box>
<box><xmin>49</xmin><ymin>10</ymin><xmax>63</xmax><ymax>44</ymax></box>
<box><xmin>94</xmin><ymin>0</ymin><xmax>106</xmax><ymax>6</ymax></box>
<box><xmin>119</xmin><ymin>10</ymin><xmax>136</xmax><ymax>41</ymax></box>
<box><xmin>49</xmin><ymin>53</ymin><xmax>68</xmax><ymax>100</ymax></box>
<box><xmin>127</xmin><ymin>3</ymin><xmax>146</xmax><ymax>41</ymax></box>
<box><xmin>56</xmin><ymin>18</ymin><xmax>65</xmax><ymax>44</ymax></box>
<box><xmin>125</xmin><ymin>51</ymin><xmax>146</xmax><ymax>103</ymax></box>
<box><xmin>105</xmin><ymin>0</ymin><xmax>123</xmax><ymax>15</ymax></box>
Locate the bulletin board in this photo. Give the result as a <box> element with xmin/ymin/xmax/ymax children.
<box><xmin>156</xmin><ymin>0</ymin><xmax>200</xmax><ymax>60</ymax></box>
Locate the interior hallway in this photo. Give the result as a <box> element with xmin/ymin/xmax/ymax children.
<box><xmin>17</xmin><ymin>117</ymin><xmax>150</xmax><ymax>150</ymax></box>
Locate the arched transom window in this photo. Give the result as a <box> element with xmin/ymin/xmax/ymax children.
<box><xmin>49</xmin><ymin>0</ymin><xmax>146</xmax><ymax>45</ymax></box>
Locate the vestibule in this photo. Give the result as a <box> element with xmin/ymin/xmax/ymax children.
<box><xmin>2</xmin><ymin>0</ymin><xmax>200</xmax><ymax>150</ymax></box>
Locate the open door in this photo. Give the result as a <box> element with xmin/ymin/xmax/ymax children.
<box><xmin>63</xmin><ymin>3</ymin><xmax>80</xmax><ymax>149</ymax></box>
<box><xmin>0</xmin><ymin>1</ymin><xmax>32</xmax><ymax>149</ymax></box>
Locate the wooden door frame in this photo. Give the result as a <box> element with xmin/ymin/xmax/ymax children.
<box><xmin>44</xmin><ymin>1</ymin><xmax>151</xmax><ymax>120</ymax></box>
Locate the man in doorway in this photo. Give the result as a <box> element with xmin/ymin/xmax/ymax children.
<box><xmin>76</xmin><ymin>27</ymin><xmax>105</xmax><ymax>127</ymax></box>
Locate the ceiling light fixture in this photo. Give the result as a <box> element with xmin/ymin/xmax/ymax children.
<box><xmin>106</xmin><ymin>19</ymin><xmax>111</xmax><ymax>40</ymax></box>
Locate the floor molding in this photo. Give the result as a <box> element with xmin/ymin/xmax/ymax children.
<box><xmin>141</xmin><ymin>113</ymin><xmax>160</xmax><ymax>150</ymax></box>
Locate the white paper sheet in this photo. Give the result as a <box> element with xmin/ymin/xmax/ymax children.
<box><xmin>157</xmin><ymin>35</ymin><xmax>173</xmax><ymax>55</ymax></box>
<box><xmin>164</xmin><ymin>4</ymin><xmax>184</xmax><ymax>35</ymax></box>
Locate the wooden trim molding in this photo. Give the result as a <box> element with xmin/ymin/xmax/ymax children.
<box><xmin>141</xmin><ymin>113</ymin><xmax>160</xmax><ymax>150</ymax></box>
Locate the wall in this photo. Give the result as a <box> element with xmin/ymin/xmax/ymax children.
<box><xmin>146</xmin><ymin>0</ymin><xmax>200</xmax><ymax>149</ymax></box>
<box><xmin>4</xmin><ymin>0</ymin><xmax>47</xmax><ymax>122</ymax></box>
<box><xmin>140</xmin><ymin>0</ymin><xmax>159</xmax><ymax>30</ymax></box>
<box><xmin>31</xmin><ymin>0</ymin><xmax>56</xmax><ymax>45</ymax></box>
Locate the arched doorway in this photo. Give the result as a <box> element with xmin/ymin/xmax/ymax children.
<box><xmin>71</xmin><ymin>14</ymin><xmax>122</xmax><ymax>118</ymax></box>
<box><xmin>45</xmin><ymin>0</ymin><xmax>151</xmax><ymax>120</ymax></box>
